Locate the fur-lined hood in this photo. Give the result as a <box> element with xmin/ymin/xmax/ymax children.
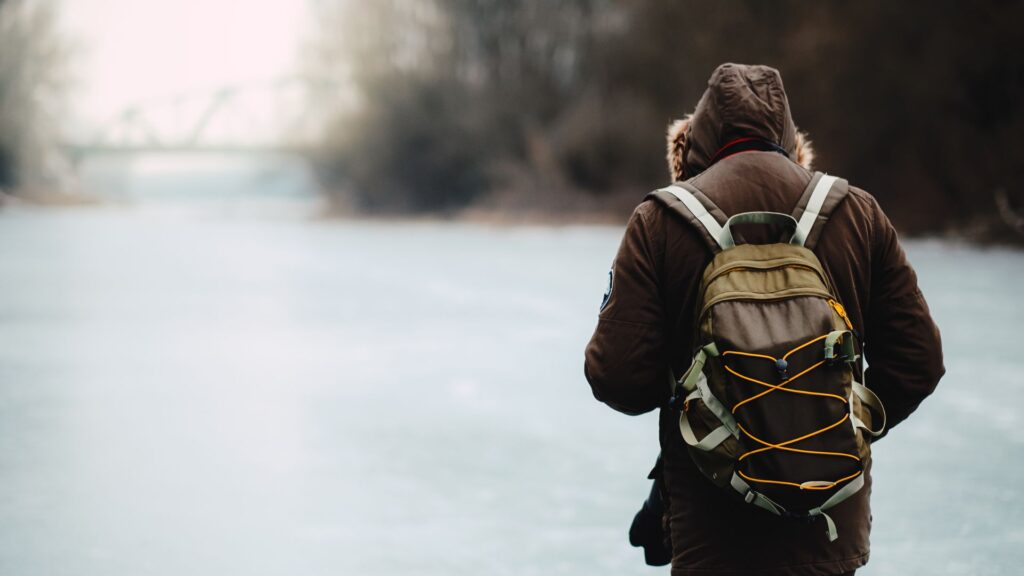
<box><xmin>666</xmin><ymin>63</ymin><xmax>814</xmax><ymax>181</ymax></box>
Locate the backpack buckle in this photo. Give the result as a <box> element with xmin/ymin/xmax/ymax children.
<box><xmin>824</xmin><ymin>330</ymin><xmax>856</xmax><ymax>366</ymax></box>
<box><xmin>825</xmin><ymin>353</ymin><xmax>849</xmax><ymax>367</ymax></box>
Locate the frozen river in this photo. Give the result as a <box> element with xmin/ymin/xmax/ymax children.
<box><xmin>0</xmin><ymin>204</ymin><xmax>1021</xmax><ymax>575</ymax></box>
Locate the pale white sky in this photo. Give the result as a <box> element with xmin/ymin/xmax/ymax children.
<box><xmin>59</xmin><ymin>0</ymin><xmax>315</xmax><ymax>138</ymax></box>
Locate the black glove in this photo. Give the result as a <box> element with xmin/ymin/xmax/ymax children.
<box><xmin>628</xmin><ymin>457</ymin><xmax>672</xmax><ymax>566</ymax></box>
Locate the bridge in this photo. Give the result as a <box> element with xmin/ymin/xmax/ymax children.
<box><xmin>62</xmin><ymin>77</ymin><xmax>342</xmax><ymax>163</ymax></box>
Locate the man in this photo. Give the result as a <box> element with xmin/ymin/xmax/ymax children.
<box><xmin>584</xmin><ymin>63</ymin><xmax>944</xmax><ymax>575</ymax></box>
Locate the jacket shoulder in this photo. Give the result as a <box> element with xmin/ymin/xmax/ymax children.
<box><xmin>844</xmin><ymin>183</ymin><xmax>883</xmax><ymax>215</ymax></box>
<box><xmin>829</xmin><ymin>182</ymin><xmax>888</xmax><ymax>244</ymax></box>
<box><xmin>627</xmin><ymin>197</ymin><xmax>677</xmax><ymax>239</ymax></box>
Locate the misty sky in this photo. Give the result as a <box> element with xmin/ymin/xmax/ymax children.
<box><xmin>59</xmin><ymin>0</ymin><xmax>313</xmax><ymax>136</ymax></box>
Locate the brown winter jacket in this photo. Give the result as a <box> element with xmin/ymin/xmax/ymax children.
<box><xmin>584</xmin><ymin>63</ymin><xmax>944</xmax><ymax>576</ymax></box>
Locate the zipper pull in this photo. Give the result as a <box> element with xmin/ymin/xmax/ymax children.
<box><xmin>829</xmin><ymin>299</ymin><xmax>854</xmax><ymax>330</ymax></box>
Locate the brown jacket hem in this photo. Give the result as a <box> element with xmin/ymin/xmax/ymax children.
<box><xmin>670</xmin><ymin>552</ymin><xmax>869</xmax><ymax>576</ymax></box>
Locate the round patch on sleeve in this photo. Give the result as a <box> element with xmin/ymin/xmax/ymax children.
<box><xmin>600</xmin><ymin>269</ymin><xmax>614</xmax><ymax>311</ymax></box>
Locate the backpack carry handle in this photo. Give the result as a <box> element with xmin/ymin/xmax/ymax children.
<box><xmin>718</xmin><ymin>212</ymin><xmax>800</xmax><ymax>249</ymax></box>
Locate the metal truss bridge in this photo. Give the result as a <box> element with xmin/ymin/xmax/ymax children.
<box><xmin>62</xmin><ymin>77</ymin><xmax>340</xmax><ymax>162</ymax></box>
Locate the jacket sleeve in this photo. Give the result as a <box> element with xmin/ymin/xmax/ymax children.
<box><xmin>863</xmin><ymin>199</ymin><xmax>945</xmax><ymax>434</ymax></box>
<box><xmin>584</xmin><ymin>206</ymin><xmax>669</xmax><ymax>415</ymax></box>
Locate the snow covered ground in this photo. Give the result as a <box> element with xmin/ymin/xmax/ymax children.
<box><xmin>0</xmin><ymin>205</ymin><xmax>1020</xmax><ymax>575</ymax></box>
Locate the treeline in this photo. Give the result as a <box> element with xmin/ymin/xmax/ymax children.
<box><xmin>0</xmin><ymin>0</ymin><xmax>64</xmax><ymax>195</ymax></box>
<box><xmin>310</xmin><ymin>0</ymin><xmax>1024</xmax><ymax>238</ymax></box>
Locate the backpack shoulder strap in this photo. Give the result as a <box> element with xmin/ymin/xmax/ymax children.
<box><xmin>647</xmin><ymin>181</ymin><xmax>729</xmax><ymax>253</ymax></box>
<box><xmin>791</xmin><ymin>172</ymin><xmax>850</xmax><ymax>249</ymax></box>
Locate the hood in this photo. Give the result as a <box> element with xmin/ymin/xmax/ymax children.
<box><xmin>666</xmin><ymin>63</ymin><xmax>814</xmax><ymax>181</ymax></box>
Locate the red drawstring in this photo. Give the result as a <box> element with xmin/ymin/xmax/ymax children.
<box><xmin>708</xmin><ymin>137</ymin><xmax>761</xmax><ymax>165</ymax></box>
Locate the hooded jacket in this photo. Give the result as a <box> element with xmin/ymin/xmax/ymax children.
<box><xmin>585</xmin><ymin>63</ymin><xmax>944</xmax><ymax>575</ymax></box>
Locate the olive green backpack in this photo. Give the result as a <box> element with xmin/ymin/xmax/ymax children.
<box><xmin>650</xmin><ymin>172</ymin><xmax>887</xmax><ymax>542</ymax></box>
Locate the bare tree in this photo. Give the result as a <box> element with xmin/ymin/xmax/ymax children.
<box><xmin>307</xmin><ymin>0</ymin><xmax>1024</xmax><ymax>239</ymax></box>
<box><xmin>0</xmin><ymin>0</ymin><xmax>66</xmax><ymax>194</ymax></box>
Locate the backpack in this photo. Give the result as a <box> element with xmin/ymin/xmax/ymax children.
<box><xmin>650</xmin><ymin>172</ymin><xmax>887</xmax><ymax>542</ymax></box>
